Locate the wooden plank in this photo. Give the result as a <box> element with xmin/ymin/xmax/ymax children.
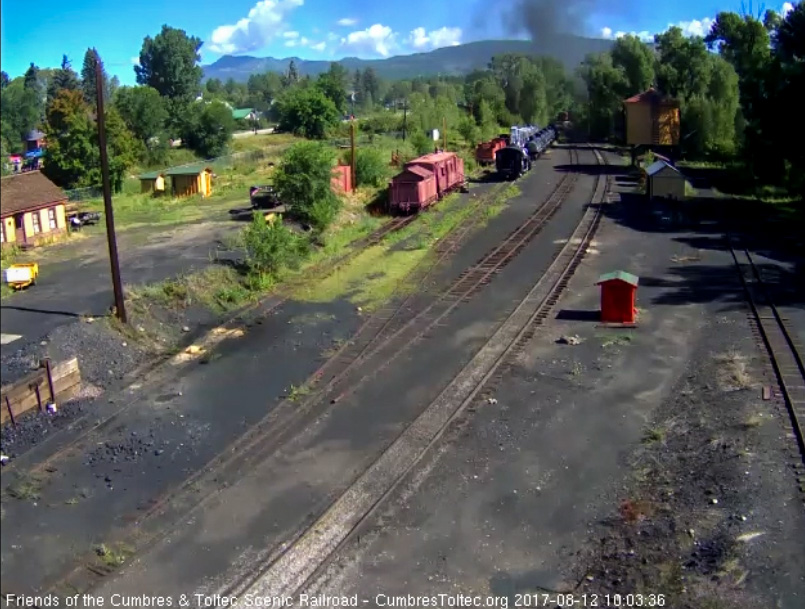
<box><xmin>762</xmin><ymin>386</ymin><xmax>772</xmax><ymax>400</ymax></box>
<box><xmin>0</xmin><ymin>358</ymin><xmax>82</xmax><ymax>425</ymax></box>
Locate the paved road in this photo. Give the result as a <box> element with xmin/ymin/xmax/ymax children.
<box><xmin>0</xmin><ymin>221</ymin><xmax>239</xmax><ymax>349</ymax></box>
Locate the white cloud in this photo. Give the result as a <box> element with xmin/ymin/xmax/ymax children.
<box><xmin>407</xmin><ymin>26</ymin><xmax>462</xmax><ymax>50</ymax></box>
<box><xmin>600</xmin><ymin>4</ymin><xmax>794</xmax><ymax>43</ymax></box>
<box><xmin>283</xmin><ymin>31</ymin><xmax>299</xmax><ymax>39</ymax></box>
<box><xmin>130</xmin><ymin>56</ymin><xmax>140</xmax><ymax>66</ymax></box>
<box><xmin>208</xmin><ymin>0</ymin><xmax>304</xmax><ymax>54</ymax></box>
<box><xmin>284</xmin><ymin>40</ymin><xmax>297</xmax><ymax>47</ymax></box>
<box><xmin>340</xmin><ymin>24</ymin><xmax>398</xmax><ymax>57</ymax></box>
<box><xmin>337</xmin><ymin>18</ymin><xmax>357</xmax><ymax>27</ymax></box>
<box><xmin>311</xmin><ymin>41</ymin><xmax>326</xmax><ymax>51</ymax></box>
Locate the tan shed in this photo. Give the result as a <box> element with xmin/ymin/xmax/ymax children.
<box><xmin>624</xmin><ymin>88</ymin><xmax>681</xmax><ymax>147</ymax></box>
<box><xmin>646</xmin><ymin>160</ymin><xmax>686</xmax><ymax>200</ymax></box>
<box><xmin>166</xmin><ymin>165</ymin><xmax>213</xmax><ymax>198</ymax></box>
<box><xmin>139</xmin><ymin>170</ymin><xmax>167</xmax><ymax>195</ymax></box>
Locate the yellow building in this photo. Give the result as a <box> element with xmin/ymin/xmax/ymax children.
<box><xmin>139</xmin><ymin>170</ymin><xmax>167</xmax><ymax>195</ymax></box>
<box><xmin>1</xmin><ymin>171</ymin><xmax>68</xmax><ymax>248</ymax></box>
<box><xmin>624</xmin><ymin>88</ymin><xmax>681</xmax><ymax>147</ymax></box>
<box><xmin>166</xmin><ymin>165</ymin><xmax>213</xmax><ymax>198</ymax></box>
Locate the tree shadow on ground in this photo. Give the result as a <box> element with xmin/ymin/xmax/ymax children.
<box><xmin>555</xmin><ymin>163</ymin><xmax>630</xmax><ymax>177</ymax></box>
<box><xmin>602</xmin><ymin>189</ymin><xmax>805</xmax><ymax>311</ymax></box>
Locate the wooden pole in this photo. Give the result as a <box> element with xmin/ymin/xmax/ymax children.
<box><xmin>5</xmin><ymin>396</ymin><xmax>16</xmax><ymax>427</ymax></box>
<box><xmin>95</xmin><ymin>51</ymin><xmax>127</xmax><ymax>323</ymax></box>
<box><xmin>43</xmin><ymin>358</ymin><xmax>56</xmax><ymax>404</ymax></box>
<box><xmin>443</xmin><ymin>117</ymin><xmax>447</xmax><ymax>151</ymax></box>
<box><xmin>350</xmin><ymin>118</ymin><xmax>357</xmax><ymax>191</ymax></box>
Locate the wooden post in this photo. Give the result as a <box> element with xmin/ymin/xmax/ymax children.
<box><xmin>33</xmin><ymin>383</ymin><xmax>43</xmax><ymax>412</ymax></box>
<box><xmin>5</xmin><ymin>396</ymin><xmax>15</xmax><ymax>427</ymax></box>
<box><xmin>43</xmin><ymin>358</ymin><xmax>56</xmax><ymax>403</ymax></box>
<box><xmin>443</xmin><ymin>117</ymin><xmax>447</xmax><ymax>151</ymax></box>
<box><xmin>350</xmin><ymin>119</ymin><xmax>357</xmax><ymax>191</ymax></box>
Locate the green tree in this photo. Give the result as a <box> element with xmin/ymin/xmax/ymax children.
<box><xmin>180</xmin><ymin>100</ymin><xmax>234</xmax><ymax>158</ymax></box>
<box><xmin>610</xmin><ymin>35</ymin><xmax>656</xmax><ymax>96</ymax></box>
<box><xmin>273</xmin><ymin>141</ymin><xmax>341</xmax><ymax>233</ymax></box>
<box><xmin>81</xmin><ymin>48</ymin><xmax>110</xmax><ymax>106</ymax></box>
<box><xmin>282</xmin><ymin>60</ymin><xmax>300</xmax><ymax>88</ymax></box>
<box><xmin>135</xmin><ymin>25</ymin><xmax>203</xmax><ymax>100</ymax></box>
<box><xmin>1</xmin><ymin>80</ymin><xmax>42</xmax><ymax>152</ymax></box>
<box><xmin>48</xmin><ymin>55</ymin><xmax>81</xmax><ymax>102</ymax></box>
<box><xmin>316</xmin><ymin>63</ymin><xmax>349</xmax><ymax>113</ymax></box>
<box><xmin>114</xmin><ymin>85</ymin><xmax>168</xmax><ymax>146</ymax></box>
<box><xmin>275</xmin><ymin>86</ymin><xmax>339</xmax><ymax>139</ymax></box>
<box><xmin>578</xmin><ymin>53</ymin><xmax>628</xmax><ymax>139</ymax></box>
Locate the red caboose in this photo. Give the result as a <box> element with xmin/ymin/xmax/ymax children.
<box><xmin>389</xmin><ymin>151</ymin><xmax>465</xmax><ymax>214</ymax></box>
<box><xmin>407</xmin><ymin>152</ymin><xmax>465</xmax><ymax>197</ymax></box>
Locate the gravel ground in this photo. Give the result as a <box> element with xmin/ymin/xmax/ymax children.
<box><xmin>305</xmin><ymin>161</ymin><xmax>805</xmax><ymax>609</ymax></box>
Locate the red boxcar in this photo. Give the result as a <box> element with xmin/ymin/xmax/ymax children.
<box><xmin>389</xmin><ymin>151</ymin><xmax>466</xmax><ymax>214</ymax></box>
<box><xmin>475</xmin><ymin>138</ymin><xmax>507</xmax><ymax>165</ymax></box>
<box><xmin>389</xmin><ymin>165</ymin><xmax>437</xmax><ymax>214</ymax></box>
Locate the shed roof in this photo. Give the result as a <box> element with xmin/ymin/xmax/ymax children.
<box><xmin>1</xmin><ymin>171</ymin><xmax>67</xmax><ymax>217</ymax></box>
<box><xmin>139</xmin><ymin>170</ymin><xmax>166</xmax><ymax>180</ymax></box>
<box><xmin>26</xmin><ymin>129</ymin><xmax>45</xmax><ymax>141</ymax></box>
<box><xmin>232</xmin><ymin>108</ymin><xmax>255</xmax><ymax>120</ymax></box>
<box><xmin>165</xmin><ymin>164</ymin><xmax>212</xmax><ymax>176</ymax></box>
<box><xmin>596</xmin><ymin>271</ymin><xmax>639</xmax><ymax>286</ymax></box>
<box><xmin>624</xmin><ymin>87</ymin><xmax>678</xmax><ymax>106</ymax></box>
<box><xmin>646</xmin><ymin>160</ymin><xmax>681</xmax><ymax>177</ymax></box>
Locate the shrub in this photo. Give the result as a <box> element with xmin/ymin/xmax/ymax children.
<box><xmin>242</xmin><ymin>212</ymin><xmax>308</xmax><ymax>278</ymax></box>
<box><xmin>343</xmin><ymin>148</ymin><xmax>390</xmax><ymax>188</ymax></box>
<box><xmin>273</xmin><ymin>141</ymin><xmax>342</xmax><ymax>233</ymax></box>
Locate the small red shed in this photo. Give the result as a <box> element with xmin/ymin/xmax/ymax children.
<box><xmin>596</xmin><ymin>271</ymin><xmax>639</xmax><ymax>324</ymax></box>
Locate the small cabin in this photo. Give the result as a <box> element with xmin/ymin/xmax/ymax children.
<box><xmin>624</xmin><ymin>88</ymin><xmax>680</xmax><ymax>147</ymax></box>
<box><xmin>139</xmin><ymin>171</ymin><xmax>167</xmax><ymax>195</ymax></box>
<box><xmin>166</xmin><ymin>165</ymin><xmax>213</xmax><ymax>198</ymax></box>
<box><xmin>646</xmin><ymin>160</ymin><xmax>686</xmax><ymax>200</ymax></box>
<box><xmin>596</xmin><ymin>271</ymin><xmax>639</xmax><ymax>325</ymax></box>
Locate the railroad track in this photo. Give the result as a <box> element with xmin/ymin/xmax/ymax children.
<box><xmin>27</xmin><ymin>168</ymin><xmax>521</xmax><ymax>599</ymax></box>
<box><xmin>729</xmin><ymin>243</ymin><xmax>805</xmax><ymax>469</ymax></box>
<box><xmin>223</xmin><ymin>146</ymin><xmax>610</xmax><ymax>599</ymax></box>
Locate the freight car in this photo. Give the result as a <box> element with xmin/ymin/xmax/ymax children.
<box><xmin>389</xmin><ymin>151</ymin><xmax>466</xmax><ymax>214</ymax></box>
<box><xmin>475</xmin><ymin>137</ymin><xmax>507</xmax><ymax>166</ymax></box>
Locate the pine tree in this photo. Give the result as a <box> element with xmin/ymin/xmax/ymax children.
<box><xmin>81</xmin><ymin>48</ymin><xmax>109</xmax><ymax>106</ymax></box>
<box><xmin>48</xmin><ymin>55</ymin><xmax>81</xmax><ymax>102</ymax></box>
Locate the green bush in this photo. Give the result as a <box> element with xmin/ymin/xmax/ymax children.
<box><xmin>342</xmin><ymin>148</ymin><xmax>390</xmax><ymax>188</ymax></box>
<box><xmin>242</xmin><ymin>212</ymin><xmax>308</xmax><ymax>278</ymax></box>
<box><xmin>410</xmin><ymin>131</ymin><xmax>434</xmax><ymax>156</ymax></box>
<box><xmin>273</xmin><ymin>141</ymin><xmax>342</xmax><ymax>233</ymax></box>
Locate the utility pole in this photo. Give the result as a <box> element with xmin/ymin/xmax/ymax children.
<box><xmin>402</xmin><ymin>100</ymin><xmax>408</xmax><ymax>142</ymax></box>
<box><xmin>95</xmin><ymin>52</ymin><xmax>126</xmax><ymax>323</ymax></box>
<box><xmin>442</xmin><ymin>117</ymin><xmax>447</xmax><ymax>151</ymax></box>
<box><xmin>350</xmin><ymin>117</ymin><xmax>357</xmax><ymax>191</ymax></box>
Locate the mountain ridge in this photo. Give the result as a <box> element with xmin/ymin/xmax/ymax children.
<box><xmin>201</xmin><ymin>37</ymin><xmax>615</xmax><ymax>83</ymax></box>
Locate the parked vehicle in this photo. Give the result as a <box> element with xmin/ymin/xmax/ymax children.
<box><xmin>250</xmin><ymin>185</ymin><xmax>281</xmax><ymax>209</ymax></box>
<box><xmin>5</xmin><ymin>263</ymin><xmax>39</xmax><ymax>290</ymax></box>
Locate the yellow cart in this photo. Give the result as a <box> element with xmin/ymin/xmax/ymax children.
<box><xmin>4</xmin><ymin>263</ymin><xmax>39</xmax><ymax>290</ymax></box>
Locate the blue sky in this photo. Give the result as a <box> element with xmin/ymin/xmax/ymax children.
<box><xmin>0</xmin><ymin>1</ymin><xmax>797</xmax><ymax>86</ymax></box>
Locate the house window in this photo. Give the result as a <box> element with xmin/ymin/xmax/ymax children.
<box><xmin>48</xmin><ymin>208</ymin><xmax>57</xmax><ymax>229</ymax></box>
<box><xmin>31</xmin><ymin>212</ymin><xmax>41</xmax><ymax>234</ymax></box>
